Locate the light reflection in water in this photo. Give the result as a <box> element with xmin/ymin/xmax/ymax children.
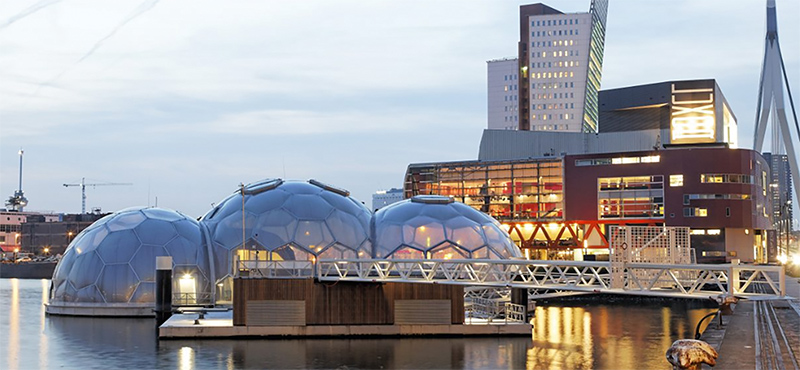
<box><xmin>179</xmin><ymin>346</ymin><xmax>194</xmax><ymax>370</ymax></box>
<box><xmin>1</xmin><ymin>279</ymin><xmax>717</xmax><ymax>370</ymax></box>
<box><xmin>40</xmin><ymin>279</ymin><xmax>48</xmax><ymax>370</ymax></box>
<box><xmin>8</xmin><ymin>278</ymin><xmax>19</xmax><ymax>370</ymax></box>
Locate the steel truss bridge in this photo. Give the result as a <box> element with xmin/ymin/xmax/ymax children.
<box><xmin>236</xmin><ymin>259</ymin><xmax>786</xmax><ymax>300</ymax></box>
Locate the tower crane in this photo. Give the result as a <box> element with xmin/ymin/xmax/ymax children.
<box><xmin>63</xmin><ymin>178</ymin><xmax>132</xmax><ymax>214</ymax></box>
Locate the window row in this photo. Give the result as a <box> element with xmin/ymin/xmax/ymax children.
<box><xmin>532</xmin><ymin>103</ymin><xmax>576</xmax><ymax>110</ymax></box>
<box><xmin>534</xmin><ymin>124</ymin><xmax>571</xmax><ymax>131</ymax></box>
<box><xmin>532</xmin><ymin>50</ymin><xmax>579</xmax><ymax>58</ymax></box>
<box><xmin>532</xmin><ymin>113</ymin><xmax>577</xmax><ymax>121</ymax></box>
<box><xmin>682</xmin><ymin>193</ymin><xmax>751</xmax><ymax>205</ymax></box>
<box><xmin>503</xmin><ymin>95</ymin><xmax>518</xmax><ymax>102</ymax></box>
<box><xmin>503</xmin><ymin>74</ymin><xmax>517</xmax><ymax>81</ymax></box>
<box><xmin>700</xmin><ymin>174</ymin><xmax>754</xmax><ymax>184</ymax></box>
<box><xmin>683</xmin><ymin>207</ymin><xmax>708</xmax><ymax>217</ymax></box>
<box><xmin>533</xmin><ymin>92</ymin><xmax>575</xmax><ymax>100</ymax></box>
<box><xmin>532</xmin><ymin>18</ymin><xmax>582</xmax><ymax>27</ymax></box>
<box><xmin>575</xmin><ymin>155</ymin><xmax>661</xmax><ymax>167</ymax></box>
<box><xmin>532</xmin><ymin>71</ymin><xmax>575</xmax><ymax>79</ymax></box>
<box><xmin>532</xmin><ymin>82</ymin><xmax>575</xmax><ymax>89</ymax></box>
<box><xmin>531</xmin><ymin>29</ymin><xmax>581</xmax><ymax>37</ymax></box>
<box><xmin>531</xmin><ymin>60</ymin><xmax>580</xmax><ymax>69</ymax></box>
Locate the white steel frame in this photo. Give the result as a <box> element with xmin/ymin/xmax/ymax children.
<box><xmin>315</xmin><ymin>259</ymin><xmax>786</xmax><ymax>299</ymax></box>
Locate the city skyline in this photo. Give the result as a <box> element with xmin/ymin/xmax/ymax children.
<box><xmin>1</xmin><ymin>0</ymin><xmax>798</xmax><ymax>217</ymax></box>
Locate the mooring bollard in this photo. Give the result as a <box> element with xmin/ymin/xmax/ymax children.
<box><xmin>714</xmin><ymin>294</ymin><xmax>739</xmax><ymax>315</ymax></box>
<box><xmin>665</xmin><ymin>339</ymin><xmax>718</xmax><ymax>370</ymax></box>
<box><xmin>154</xmin><ymin>256</ymin><xmax>173</xmax><ymax>327</ymax></box>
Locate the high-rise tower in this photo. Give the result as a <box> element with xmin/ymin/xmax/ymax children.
<box><xmin>753</xmin><ymin>0</ymin><xmax>800</xmax><ymax>220</ymax></box>
<box><xmin>487</xmin><ymin>1</ymin><xmax>608</xmax><ymax>133</ymax></box>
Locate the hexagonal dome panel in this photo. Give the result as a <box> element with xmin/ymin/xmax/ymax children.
<box><xmin>200</xmin><ymin>179</ymin><xmax>373</xmax><ymax>286</ymax></box>
<box><xmin>371</xmin><ymin>196</ymin><xmax>522</xmax><ymax>259</ymax></box>
<box><xmin>49</xmin><ymin>207</ymin><xmax>208</xmax><ymax>310</ymax></box>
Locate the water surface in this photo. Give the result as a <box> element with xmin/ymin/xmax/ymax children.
<box><xmin>1</xmin><ymin>278</ymin><xmax>714</xmax><ymax>369</ymax></box>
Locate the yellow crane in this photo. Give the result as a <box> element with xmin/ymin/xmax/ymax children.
<box><xmin>63</xmin><ymin>178</ymin><xmax>132</xmax><ymax>214</ymax></box>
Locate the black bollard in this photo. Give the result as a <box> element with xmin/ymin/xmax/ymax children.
<box><xmin>154</xmin><ymin>256</ymin><xmax>173</xmax><ymax>327</ymax></box>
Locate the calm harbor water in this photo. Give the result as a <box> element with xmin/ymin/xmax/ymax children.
<box><xmin>1</xmin><ymin>278</ymin><xmax>715</xmax><ymax>369</ymax></box>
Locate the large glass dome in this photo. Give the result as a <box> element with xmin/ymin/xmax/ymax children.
<box><xmin>48</xmin><ymin>207</ymin><xmax>209</xmax><ymax>316</ymax></box>
<box><xmin>371</xmin><ymin>195</ymin><xmax>522</xmax><ymax>259</ymax></box>
<box><xmin>200</xmin><ymin>179</ymin><xmax>372</xmax><ymax>300</ymax></box>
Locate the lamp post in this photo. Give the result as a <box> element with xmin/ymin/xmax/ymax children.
<box><xmin>13</xmin><ymin>247</ymin><xmax>19</xmax><ymax>264</ymax></box>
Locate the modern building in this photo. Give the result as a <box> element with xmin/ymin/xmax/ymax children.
<box><xmin>21</xmin><ymin>213</ymin><xmax>108</xmax><ymax>255</ymax></box>
<box><xmin>487</xmin><ymin>57</ymin><xmax>520</xmax><ymax>130</ymax></box>
<box><xmin>405</xmin><ymin>147</ymin><xmax>773</xmax><ymax>263</ymax></box>
<box><xmin>487</xmin><ymin>1</ymin><xmax>609</xmax><ymax>133</ymax></box>
<box><xmin>408</xmin><ymin>78</ymin><xmax>774</xmax><ymax>263</ymax></box>
<box><xmin>480</xmin><ymin>79</ymin><xmax>738</xmax><ymax>160</ymax></box>
<box><xmin>765</xmin><ymin>153</ymin><xmax>793</xmax><ymax>258</ymax></box>
<box><xmin>371</xmin><ymin>188</ymin><xmax>405</xmax><ymax>211</ymax></box>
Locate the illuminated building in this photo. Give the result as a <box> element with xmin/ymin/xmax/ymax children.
<box><xmin>481</xmin><ymin>79</ymin><xmax>738</xmax><ymax>160</ymax></box>
<box><xmin>409</xmin><ymin>79</ymin><xmax>775</xmax><ymax>263</ymax></box>
<box><xmin>47</xmin><ymin>207</ymin><xmax>209</xmax><ymax>316</ymax></box>
<box><xmin>487</xmin><ymin>1</ymin><xmax>609</xmax><ymax>133</ymax></box>
<box><xmin>406</xmin><ymin>148</ymin><xmax>772</xmax><ymax>263</ymax></box>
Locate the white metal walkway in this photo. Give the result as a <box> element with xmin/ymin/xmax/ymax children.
<box><xmin>311</xmin><ymin>259</ymin><xmax>786</xmax><ymax>300</ymax></box>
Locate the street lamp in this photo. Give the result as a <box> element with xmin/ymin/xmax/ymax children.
<box><xmin>43</xmin><ymin>247</ymin><xmax>50</xmax><ymax>255</ymax></box>
<box><xmin>13</xmin><ymin>247</ymin><xmax>20</xmax><ymax>264</ymax></box>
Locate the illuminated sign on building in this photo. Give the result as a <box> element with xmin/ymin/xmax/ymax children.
<box><xmin>670</xmin><ymin>84</ymin><xmax>716</xmax><ymax>144</ymax></box>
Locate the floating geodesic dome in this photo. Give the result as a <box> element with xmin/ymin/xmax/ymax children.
<box><xmin>199</xmin><ymin>179</ymin><xmax>372</xmax><ymax>300</ymax></box>
<box><xmin>371</xmin><ymin>195</ymin><xmax>522</xmax><ymax>259</ymax></box>
<box><xmin>47</xmin><ymin>207</ymin><xmax>209</xmax><ymax>316</ymax></box>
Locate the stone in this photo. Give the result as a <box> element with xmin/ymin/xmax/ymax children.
<box><xmin>665</xmin><ymin>339</ymin><xmax>718</xmax><ymax>370</ymax></box>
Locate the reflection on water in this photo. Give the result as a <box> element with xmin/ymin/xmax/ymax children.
<box><xmin>1</xmin><ymin>279</ymin><xmax>715</xmax><ymax>370</ymax></box>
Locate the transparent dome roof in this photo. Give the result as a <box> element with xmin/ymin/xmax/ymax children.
<box><xmin>371</xmin><ymin>195</ymin><xmax>522</xmax><ymax>260</ymax></box>
<box><xmin>50</xmin><ymin>207</ymin><xmax>208</xmax><ymax>305</ymax></box>
<box><xmin>200</xmin><ymin>179</ymin><xmax>372</xmax><ymax>285</ymax></box>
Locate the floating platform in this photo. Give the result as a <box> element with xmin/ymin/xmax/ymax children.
<box><xmin>158</xmin><ymin>311</ymin><xmax>532</xmax><ymax>338</ymax></box>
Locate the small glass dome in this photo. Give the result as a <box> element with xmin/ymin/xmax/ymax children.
<box><xmin>371</xmin><ymin>195</ymin><xmax>522</xmax><ymax>259</ymax></box>
<box><xmin>49</xmin><ymin>207</ymin><xmax>208</xmax><ymax>313</ymax></box>
<box><xmin>200</xmin><ymin>179</ymin><xmax>372</xmax><ymax>300</ymax></box>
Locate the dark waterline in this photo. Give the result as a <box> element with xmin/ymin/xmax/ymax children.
<box><xmin>1</xmin><ymin>278</ymin><xmax>715</xmax><ymax>369</ymax></box>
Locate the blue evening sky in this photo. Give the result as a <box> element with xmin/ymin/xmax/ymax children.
<box><xmin>1</xmin><ymin>0</ymin><xmax>798</xmax><ymax>218</ymax></box>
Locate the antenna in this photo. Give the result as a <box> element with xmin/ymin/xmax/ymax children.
<box><xmin>5</xmin><ymin>148</ymin><xmax>29</xmax><ymax>211</ymax></box>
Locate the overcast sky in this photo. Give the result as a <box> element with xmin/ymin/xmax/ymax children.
<box><xmin>1</xmin><ymin>0</ymin><xmax>798</xmax><ymax>218</ymax></box>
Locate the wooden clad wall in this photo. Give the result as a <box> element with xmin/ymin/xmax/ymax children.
<box><xmin>233</xmin><ymin>278</ymin><xmax>464</xmax><ymax>326</ymax></box>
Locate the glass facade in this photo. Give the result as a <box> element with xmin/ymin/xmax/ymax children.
<box><xmin>372</xmin><ymin>196</ymin><xmax>522</xmax><ymax>260</ymax></box>
<box><xmin>404</xmin><ymin>159</ymin><xmax>564</xmax><ymax>221</ymax></box>
<box><xmin>50</xmin><ymin>207</ymin><xmax>209</xmax><ymax>305</ymax></box>
<box><xmin>598</xmin><ymin>176</ymin><xmax>664</xmax><ymax>219</ymax></box>
<box><xmin>582</xmin><ymin>0</ymin><xmax>608</xmax><ymax>133</ymax></box>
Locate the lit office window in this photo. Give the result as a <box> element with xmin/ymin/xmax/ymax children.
<box><xmin>669</xmin><ymin>175</ymin><xmax>684</xmax><ymax>187</ymax></box>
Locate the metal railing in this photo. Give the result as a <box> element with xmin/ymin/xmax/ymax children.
<box><xmin>466</xmin><ymin>297</ymin><xmax>526</xmax><ymax>324</ymax></box>
<box><xmin>316</xmin><ymin>259</ymin><xmax>786</xmax><ymax>299</ymax></box>
<box><xmin>236</xmin><ymin>260</ymin><xmax>314</xmax><ymax>278</ymax></box>
<box><xmin>172</xmin><ymin>292</ymin><xmax>213</xmax><ymax>307</ymax></box>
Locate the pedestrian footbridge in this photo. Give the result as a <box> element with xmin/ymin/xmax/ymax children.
<box><xmin>237</xmin><ymin>259</ymin><xmax>786</xmax><ymax>300</ymax></box>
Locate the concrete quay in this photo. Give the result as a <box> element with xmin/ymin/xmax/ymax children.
<box><xmin>700</xmin><ymin>277</ymin><xmax>800</xmax><ymax>369</ymax></box>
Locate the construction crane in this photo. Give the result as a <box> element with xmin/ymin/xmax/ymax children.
<box><xmin>63</xmin><ymin>178</ymin><xmax>132</xmax><ymax>214</ymax></box>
